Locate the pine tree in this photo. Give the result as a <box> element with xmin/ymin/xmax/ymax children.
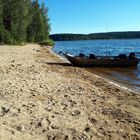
<box><xmin>27</xmin><ymin>0</ymin><xmax>46</xmax><ymax>42</ymax></box>
<box><xmin>2</xmin><ymin>0</ymin><xmax>30</xmax><ymax>44</ymax></box>
<box><xmin>0</xmin><ymin>0</ymin><xmax>5</xmax><ymax>43</ymax></box>
<box><xmin>0</xmin><ymin>0</ymin><xmax>52</xmax><ymax>45</ymax></box>
<box><xmin>10</xmin><ymin>0</ymin><xmax>30</xmax><ymax>44</ymax></box>
<box><xmin>41</xmin><ymin>2</ymin><xmax>51</xmax><ymax>40</ymax></box>
<box><xmin>0</xmin><ymin>0</ymin><xmax>13</xmax><ymax>44</ymax></box>
<box><xmin>2</xmin><ymin>0</ymin><xmax>16</xmax><ymax>44</ymax></box>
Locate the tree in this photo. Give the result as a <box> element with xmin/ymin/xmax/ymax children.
<box><xmin>0</xmin><ymin>0</ymin><xmax>5</xmax><ymax>43</ymax></box>
<box><xmin>0</xmin><ymin>0</ymin><xmax>51</xmax><ymax>45</ymax></box>
<box><xmin>41</xmin><ymin>2</ymin><xmax>51</xmax><ymax>40</ymax></box>
<box><xmin>10</xmin><ymin>0</ymin><xmax>30</xmax><ymax>44</ymax></box>
<box><xmin>27</xmin><ymin>0</ymin><xmax>51</xmax><ymax>43</ymax></box>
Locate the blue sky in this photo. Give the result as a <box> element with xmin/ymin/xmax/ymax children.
<box><xmin>39</xmin><ymin>0</ymin><xmax>140</xmax><ymax>34</ymax></box>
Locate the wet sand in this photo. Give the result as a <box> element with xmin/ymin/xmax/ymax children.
<box><xmin>86</xmin><ymin>66</ymin><xmax>140</xmax><ymax>93</ymax></box>
<box><xmin>0</xmin><ymin>44</ymin><xmax>140</xmax><ymax>140</ymax></box>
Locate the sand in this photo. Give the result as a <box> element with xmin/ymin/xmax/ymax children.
<box><xmin>0</xmin><ymin>44</ymin><xmax>139</xmax><ymax>140</ymax></box>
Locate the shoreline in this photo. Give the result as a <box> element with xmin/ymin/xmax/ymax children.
<box><xmin>0</xmin><ymin>44</ymin><xmax>139</xmax><ymax>139</ymax></box>
<box><xmin>86</xmin><ymin>68</ymin><xmax>140</xmax><ymax>94</ymax></box>
<box><xmin>50</xmin><ymin>47</ymin><xmax>140</xmax><ymax>94</ymax></box>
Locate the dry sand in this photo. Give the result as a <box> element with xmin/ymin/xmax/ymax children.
<box><xmin>0</xmin><ymin>44</ymin><xmax>139</xmax><ymax>140</ymax></box>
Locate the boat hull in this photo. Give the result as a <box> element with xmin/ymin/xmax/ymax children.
<box><xmin>63</xmin><ymin>54</ymin><xmax>139</xmax><ymax>67</ymax></box>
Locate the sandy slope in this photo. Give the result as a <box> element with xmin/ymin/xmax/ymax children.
<box><xmin>0</xmin><ymin>44</ymin><xmax>139</xmax><ymax>140</ymax></box>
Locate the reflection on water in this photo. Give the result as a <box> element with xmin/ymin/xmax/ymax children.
<box><xmin>54</xmin><ymin>39</ymin><xmax>140</xmax><ymax>92</ymax></box>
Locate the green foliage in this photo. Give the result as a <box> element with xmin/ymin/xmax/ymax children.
<box><xmin>0</xmin><ymin>0</ymin><xmax>51</xmax><ymax>45</ymax></box>
<box><xmin>0</xmin><ymin>0</ymin><xmax>5</xmax><ymax>43</ymax></box>
<box><xmin>10</xmin><ymin>0</ymin><xmax>30</xmax><ymax>43</ymax></box>
<box><xmin>41</xmin><ymin>3</ymin><xmax>50</xmax><ymax>39</ymax></box>
<box><xmin>50</xmin><ymin>32</ymin><xmax>140</xmax><ymax>41</ymax></box>
<box><xmin>3</xmin><ymin>30</ymin><xmax>13</xmax><ymax>45</ymax></box>
<box><xmin>27</xmin><ymin>0</ymin><xmax>50</xmax><ymax>43</ymax></box>
<box><xmin>0</xmin><ymin>28</ymin><xmax>5</xmax><ymax>43</ymax></box>
<box><xmin>39</xmin><ymin>39</ymin><xmax>55</xmax><ymax>46</ymax></box>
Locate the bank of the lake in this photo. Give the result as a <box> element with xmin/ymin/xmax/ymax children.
<box><xmin>0</xmin><ymin>44</ymin><xmax>139</xmax><ymax>140</ymax></box>
<box><xmin>53</xmin><ymin>39</ymin><xmax>140</xmax><ymax>92</ymax></box>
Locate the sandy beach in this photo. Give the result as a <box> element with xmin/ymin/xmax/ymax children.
<box><xmin>0</xmin><ymin>44</ymin><xmax>140</xmax><ymax>140</ymax></box>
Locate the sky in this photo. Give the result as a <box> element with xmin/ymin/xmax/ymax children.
<box><xmin>39</xmin><ymin>0</ymin><xmax>140</xmax><ymax>34</ymax></box>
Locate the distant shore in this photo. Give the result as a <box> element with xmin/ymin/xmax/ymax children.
<box><xmin>50</xmin><ymin>31</ymin><xmax>140</xmax><ymax>41</ymax></box>
<box><xmin>0</xmin><ymin>44</ymin><xmax>139</xmax><ymax>139</ymax></box>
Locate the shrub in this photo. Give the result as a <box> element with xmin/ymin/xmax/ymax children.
<box><xmin>39</xmin><ymin>39</ymin><xmax>54</xmax><ymax>46</ymax></box>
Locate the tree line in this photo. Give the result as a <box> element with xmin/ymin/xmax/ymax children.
<box><xmin>0</xmin><ymin>0</ymin><xmax>53</xmax><ymax>45</ymax></box>
<box><xmin>50</xmin><ymin>31</ymin><xmax>140</xmax><ymax>41</ymax></box>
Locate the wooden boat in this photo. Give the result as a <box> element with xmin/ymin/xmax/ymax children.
<box><xmin>60</xmin><ymin>52</ymin><xmax>139</xmax><ymax>67</ymax></box>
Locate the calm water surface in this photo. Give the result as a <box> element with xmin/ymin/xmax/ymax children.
<box><xmin>53</xmin><ymin>39</ymin><xmax>140</xmax><ymax>92</ymax></box>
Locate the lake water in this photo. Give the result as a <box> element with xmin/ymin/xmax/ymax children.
<box><xmin>53</xmin><ymin>39</ymin><xmax>140</xmax><ymax>93</ymax></box>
